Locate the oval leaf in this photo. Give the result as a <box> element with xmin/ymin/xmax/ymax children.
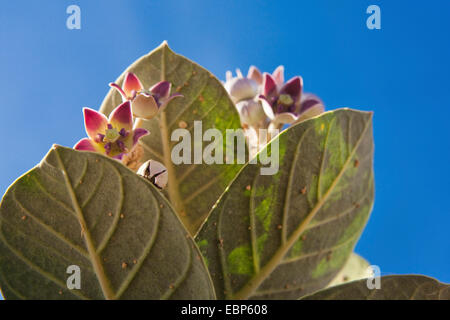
<box><xmin>0</xmin><ymin>146</ymin><xmax>215</xmax><ymax>300</ymax></box>
<box><xmin>196</xmin><ymin>108</ymin><xmax>374</xmax><ymax>299</ymax></box>
<box><xmin>100</xmin><ymin>42</ymin><xmax>244</xmax><ymax>234</ymax></box>
<box><xmin>303</xmin><ymin>275</ymin><xmax>450</xmax><ymax>300</ymax></box>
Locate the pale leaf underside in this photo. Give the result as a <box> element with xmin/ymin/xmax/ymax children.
<box><xmin>196</xmin><ymin>109</ymin><xmax>375</xmax><ymax>300</ymax></box>
<box><xmin>303</xmin><ymin>275</ymin><xmax>450</xmax><ymax>300</ymax></box>
<box><xmin>0</xmin><ymin>146</ymin><xmax>215</xmax><ymax>300</ymax></box>
<box><xmin>100</xmin><ymin>43</ymin><xmax>244</xmax><ymax>234</ymax></box>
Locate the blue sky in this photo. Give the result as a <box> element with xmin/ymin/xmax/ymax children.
<box><xmin>0</xmin><ymin>0</ymin><xmax>449</xmax><ymax>297</ymax></box>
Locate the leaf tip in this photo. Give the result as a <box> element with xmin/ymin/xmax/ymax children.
<box><xmin>159</xmin><ymin>40</ymin><xmax>170</xmax><ymax>50</ymax></box>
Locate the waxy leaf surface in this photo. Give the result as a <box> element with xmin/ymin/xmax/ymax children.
<box><xmin>304</xmin><ymin>275</ymin><xmax>450</xmax><ymax>300</ymax></box>
<box><xmin>100</xmin><ymin>43</ymin><xmax>244</xmax><ymax>234</ymax></box>
<box><xmin>196</xmin><ymin>109</ymin><xmax>374</xmax><ymax>299</ymax></box>
<box><xmin>0</xmin><ymin>146</ymin><xmax>215</xmax><ymax>300</ymax></box>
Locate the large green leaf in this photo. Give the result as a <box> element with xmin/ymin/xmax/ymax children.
<box><xmin>100</xmin><ymin>42</ymin><xmax>243</xmax><ymax>235</ymax></box>
<box><xmin>303</xmin><ymin>275</ymin><xmax>450</xmax><ymax>300</ymax></box>
<box><xmin>0</xmin><ymin>146</ymin><xmax>215</xmax><ymax>300</ymax></box>
<box><xmin>196</xmin><ymin>109</ymin><xmax>374</xmax><ymax>299</ymax></box>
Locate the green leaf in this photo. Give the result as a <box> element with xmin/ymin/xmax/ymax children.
<box><xmin>99</xmin><ymin>42</ymin><xmax>244</xmax><ymax>235</ymax></box>
<box><xmin>196</xmin><ymin>109</ymin><xmax>374</xmax><ymax>299</ymax></box>
<box><xmin>327</xmin><ymin>253</ymin><xmax>372</xmax><ymax>288</ymax></box>
<box><xmin>0</xmin><ymin>146</ymin><xmax>215</xmax><ymax>300</ymax></box>
<box><xmin>303</xmin><ymin>275</ymin><xmax>450</xmax><ymax>300</ymax></box>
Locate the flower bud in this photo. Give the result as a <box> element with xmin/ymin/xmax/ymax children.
<box><xmin>137</xmin><ymin>160</ymin><xmax>168</xmax><ymax>189</ymax></box>
<box><xmin>225</xmin><ymin>78</ymin><xmax>259</xmax><ymax>103</ymax></box>
<box><xmin>236</xmin><ymin>99</ymin><xmax>267</xmax><ymax>127</ymax></box>
<box><xmin>131</xmin><ymin>93</ymin><xmax>159</xmax><ymax>119</ymax></box>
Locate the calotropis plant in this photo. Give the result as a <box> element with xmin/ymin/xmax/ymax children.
<box><xmin>110</xmin><ymin>72</ymin><xmax>182</xmax><ymax>120</ymax></box>
<box><xmin>225</xmin><ymin>66</ymin><xmax>325</xmax><ymax>127</ymax></box>
<box><xmin>0</xmin><ymin>42</ymin><xmax>448</xmax><ymax>300</ymax></box>
<box><xmin>74</xmin><ymin>101</ymin><xmax>149</xmax><ymax>159</ymax></box>
<box><xmin>74</xmin><ymin>79</ymin><xmax>172</xmax><ymax>188</ymax></box>
<box><xmin>224</xmin><ymin>66</ymin><xmax>325</xmax><ymax>156</ymax></box>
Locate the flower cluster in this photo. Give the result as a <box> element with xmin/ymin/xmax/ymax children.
<box><xmin>224</xmin><ymin>66</ymin><xmax>325</xmax><ymax>157</ymax></box>
<box><xmin>74</xmin><ymin>73</ymin><xmax>180</xmax><ymax>188</ymax></box>
<box><xmin>224</xmin><ymin>66</ymin><xmax>325</xmax><ymax>131</ymax></box>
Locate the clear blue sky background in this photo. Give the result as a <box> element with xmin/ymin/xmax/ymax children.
<box><xmin>0</xmin><ymin>0</ymin><xmax>449</xmax><ymax>298</ymax></box>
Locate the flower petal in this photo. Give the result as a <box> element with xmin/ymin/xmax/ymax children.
<box><xmin>225</xmin><ymin>70</ymin><xmax>233</xmax><ymax>82</ymax></box>
<box><xmin>150</xmin><ymin>81</ymin><xmax>171</xmax><ymax>100</ymax></box>
<box><xmin>247</xmin><ymin>66</ymin><xmax>263</xmax><ymax>84</ymax></box>
<box><xmin>258</xmin><ymin>95</ymin><xmax>275</xmax><ymax>120</ymax></box>
<box><xmin>272</xmin><ymin>65</ymin><xmax>285</xmax><ymax>86</ymax></box>
<box><xmin>243</xmin><ymin>126</ymin><xmax>260</xmax><ymax>159</ymax></box>
<box><xmin>123</xmin><ymin>72</ymin><xmax>143</xmax><ymax>97</ymax></box>
<box><xmin>280</xmin><ymin>76</ymin><xmax>303</xmax><ymax>103</ymax></box>
<box><xmin>272</xmin><ymin>112</ymin><xmax>298</xmax><ymax>125</ymax></box>
<box><xmin>149</xmin><ymin>160</ymin><xmax>167</xmax><ymax>176</ymax></box>
<box><xmin>227</xmin><ymin>78</ymin><xmax>259</xmax><ymax>103</ymax></box>
<box><xmin>83</xmin><ymin>108</ymin><xmax>108</xmax><ymax>140</ymax></box>
<box><xmin>133</xmin><ymin>128</ymin><xmax>149</xmax><ymax>146</ymax></box>
<box><xmin>236</xmin><ymin>99</ymin><xmax>266</xmax><ymax>126</ymax></box>
<box><xmin>160</xmin><ymin>93</ymin><xmax>183</xmax><ymax>110</ymax></box>
<box><xmin>132</xmin><ymin>93</ymin><xmax>159</xmax><ymax>119</ymax></box>
<box><xmin>137</xmin><ymin>160</ymin><xmax>168</xmax><ymax>189</ymax></box>
<box><xmin>299</xmin><ymin>93</ymin><xmax>323</xmax><ymax>113</ymax></box>
<box><xmin>113</xmin><ymin>153</ymin><xmax>125</xmax><ymax>160</ymax></box>
<box><xmin>109</xmin><ymin>82</ymin><xmax>127</xmax><ymax>101</ymax></box>
<box><xmin>109</xmin><ymin>101</ymin><xmax>133</xmax><ymax>131</ymax></box>
<box><xmin>297</xmin><ymin>104</ymin><xmax>325</xmax><ymax>123</ymax></box>
<box><xmin>155</xmin><ymin>171</ymin><xmax>168</xmax><ymax>189</ymax></box>
<box><xmin>74</xmin><ymin>138</ymin><xmax>104</xmax><ymax>153</ymax></box>
<box><xmin>262</xmin><ymin>73</ymin><xmax>277</xmax><ymax>97</ymax></box>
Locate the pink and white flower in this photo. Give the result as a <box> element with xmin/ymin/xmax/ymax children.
<box><xmin>110</xmin><ymin>72</ymin><xmax>181</xmax><ymax>120</ymax></box>
<box><xmin>224</xmin><ymin>66</ymin><xmax>325</xmax><ymax>130</ymax></box>
<box><xmin>74</xmin><ymin>101</ymin><xmax>149</xmax><ymax>159</ymax></box>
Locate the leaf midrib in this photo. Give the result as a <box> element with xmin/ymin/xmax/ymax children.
<box><xmin>54</xmin><ymin>147</ymin><xmax>116</xmax><ymax>300</ymax></box>
<box><xmin>232</xmin><ymin>114</ymin><xmax>373</xmax><ymax>299</ymax></box>
<box><xmin>158</xmin><ymin>46</ymin><xmax>187</xmax><ymax>228</ymax></box>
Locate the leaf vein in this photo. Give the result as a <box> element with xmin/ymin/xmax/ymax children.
<box><xmin>11</xmin><ymin>189</ymin><xmax>89</xmax><ymax>259</ymax></box>
<box><xmin>233</xmin><ymin>113</ymin><xmax>373</xmax><ymax>299</ymax></box>
<box><xmin>96</xmin><ymin>163</ymin><xmax>124</xmax><ymax>254</ymax></box>
<box><xmin>0</xmin><ymin>229</ymin><xmax>88</xmax><ymax>299</ymax></box>
<box><xmin>281</xmin><ymin>127</ymin><xmax>313</xmax><ymax>243</ymax></box>
<box><xmin>115</xmin><ymin>187</ymin><xmax>161</xmax><ymax>299</ymax></box>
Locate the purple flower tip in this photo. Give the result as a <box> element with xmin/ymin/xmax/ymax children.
<box><xmin>119</xmin><ymin>128</ymin><xmax>129</xmax><ymax>137</ymax></box>
<box><xmin>104</xmin><ymin>142</ymin><xmax>112</xmax><ymax>154</ymax></box>
<box><xmin>116</xmin><ymin>140</ymin><xmax>127</xmax><ymax>152</ymax></box>
<box><xmin>133</xmin><ymin>128</ymin><xmax>150</xmax><ymax>145</ymax></box>
<box><xmin>96</xmin><ymin>133</ymin><xmax>105</xmax><ymax>143</ymax></box>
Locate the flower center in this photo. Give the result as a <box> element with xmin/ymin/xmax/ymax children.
<box><xmin>102</xmin><ymin>126</ymin><xmax>129</xmax><ymax>155</ymax></box>
<box><xmin>104</xmin><ymin>128</ymin><xmax>120</xmax><ymax>143</ymax></box>
<box><xmin>278</xmin><ymin>94</ymin><xmax>294</xmax><ymax>106</ymax></box>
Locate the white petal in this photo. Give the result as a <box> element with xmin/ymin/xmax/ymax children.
<box><xmin>258</xmin><ymin>97</ymin><xmax>275</xmax><ymax>120</ymax></box>
<box><xmin>273</xmin><ymin>112</ymin><xmax>298</xmax><ymax>124</ymax></box>
<box><xmin>296</xmin><ymin>104</ymin><xmax>325</xmax><ymax>123</ymax></box>
<box><xmin>132</xmin><ymin>94</ymin><xmax>159</xmax><ymax>119</ymax></box>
